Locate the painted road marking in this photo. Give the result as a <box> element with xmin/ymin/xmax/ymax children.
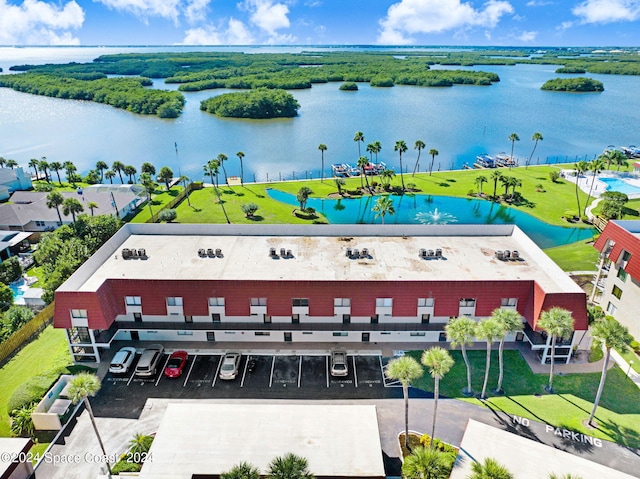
<box><xmin>353</xmin><ymin>356</ymin><xmax>358</xmax><ymax>388</ymax></box>
<box><xmin>183</xmin><ymin>354</ymin><xmax>197</xmax><ymax>388</ymax></box>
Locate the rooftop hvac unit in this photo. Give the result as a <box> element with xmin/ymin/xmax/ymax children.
<box><xmin>122</xmin><ymin>248</ymin><xmax>131</xmax><ymax>259</ymax></box>
<box><xmin>280</xmin><ymin>248</ymin><xmax>286</xmax><ymax>257</ymax></box>
<box><xmin>215</xmin><ymin>248</ymin><xmax>222</xmax><ymax>258</ymax></box>
<box><xmin>503</xmin><ymin>250</ymin><xmax>511</xmax><ymax>260</ymax></box>
<box><xmin>419</xmin><ymin>248</ymin><xmax>427</xmax><ymax>258</ymax></box>
<box><xmin>435</xmin><ymin>248</ymin><xmax>442</xmax><ymax>258</ymax></box>
<box><xmin>270</xmin><ymin>247</ymin><xmax>277</xmax><ymax>257</ymax></box>
<box><xmin>512</xmin><ymin>250</ymin><xmax>520</xmax><ymax>260</ymax></box>
<box><xmin>495</xmin><ymin>250</ymin><xmax>504</xmax><ymax>260</ymax></box>
<box><xmin>346</xmin><ymin>248</ymin><xmax>352</xmax><ymax>257</ymax></box>
<box><xmin>207</xmin><ymin>248</ymin><xmax>215</xmax><ymax>257</ymax></box>
<box><xmin>286</xmin><ymin>249</ymin><xmax>293</xmax><ymax>258</ymax></box>
<box><xmin>352</xmin><ymin>249</ymin><xmax>359</xmax><ymax>259</ymax></box>
<box><xmin>198</xmin><ymin>248</ymin><xmax>206</xmax><ymax>257</ymax></box>
<box><xmin>361</xmin><ymin>248</ymin><xmax>369</xmax><ymax>258</ymax></box>
<box><xmin>130</xmin><ymin>248</ymin><xmax>138</xmax><ymax>258</ymax></box>
<box><xmin>138</xmin><ymin>248</ymin><xmax>146</xmax><ymax>258</ymax></box>
<box><xmin>427</xmin><ymin>249</ymin><xmax>435</xmax><ymax>257</ymax></box>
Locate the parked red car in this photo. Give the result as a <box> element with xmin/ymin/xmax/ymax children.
<box><xmin>164</xmin><ymin>350</ymin><xmax>188</xmax><ymax>378</ymax></box>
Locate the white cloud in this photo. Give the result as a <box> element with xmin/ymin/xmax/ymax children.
<box><xmin>184</xmin><ymin>0</ymin><xmax>211</xmax><ymax>24</ymax></box>
<box><xmin>181</xmin><ymin>17</ymin><xmax>254</xmax><ymax>44</ymax></box>
<box><xmin>516</xmin><ymin>30</ymin><xmax>537</xmax><ymax>41</ymax></box>
<box><xmin>558</xmin><ymin>20</ymin><xmax>574</xmax><ymax>29</ymax></box>
<box><xmin>572</xmin><ymin>0</ymin><xmax>640</xmax><ymax>24</ymax></box>
<box><xmin>240</xmin><ymin>0</ymin><xmax>294</xmax><ymax>41</ymax></box>
<box><xmin>377</xmin><ymin>0</ymin><xmax>514</xmax><ymax>44</ymax></box>
<box><xmin>0</xmin><ymin>0</ymin><xmax>84</xmax><ymax>45</ymax></box>
<box><xmin>95</xmin><ymin>0</ymin><xmax>182</xmax><ymax>24</ymax></box>
<box><xmin>526</xmin><ymin>0</ymin><xmax>552</xmax><ymax>6</ymax></box>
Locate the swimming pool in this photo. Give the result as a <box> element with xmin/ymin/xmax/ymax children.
<box><xmin>599</xmin><ymin>177</ymin><xmax>640</xmax><ymax>195</ymax></box>
<box><xmin>267</xmin><ymin>190</ymin><xmax>596</xmax><ymax>249</ymax></box>
<box><xmin>10</xmin><ymin>278</ymin><xmax>28</xmax><ymax>304</ymax></box>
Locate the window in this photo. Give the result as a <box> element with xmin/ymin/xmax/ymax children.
<box><xmin>67</xmin><ymin>327</ymin><xmax>91</xmax><ymax>344</ymax></box>
<box><xmin>177</xmin><ymin>331</ymin><xmax>193</xmax><ymax>336</ymax></box>
<box><xmin>500</xmin><ymin>298</ymin><xmax>518</xmax><ymax>307</ymax></box>
<box><xmin>125</xmin><ymin>296</ymin><xmax>141</xmax><ymax>306</ymax></box>
<box><xmin>617</xmin><ymin>268</ymin><xmax>628</xmax><ymax>282</ymax></box>
<box><xmin>302</xmin><ymin>332</ymin><xmax>313</xmax><ymax>335</ymax></box>
<box><xmin>417</xmin><ymin>298</ymin><xmax>434</xmax><ymax>307</ymax></box>
<box><xmin>333</xmin><ymin>332</ymin><xmax>348</xmax><ymax>337</ymax></box>
<box><xmin>410</xmin><ymin>332</ymin><xmax>426</xmax><ymax>337</ymax></box>
<box><xmin>376</xmin><ymin>298</ymin><xmax>393</xmax><ymax>307</ymax></box>
<box><xmin>255</xmin><ymin>332</ymin><xmax>271</xmax><ymax>336</ymax></box>
<box><xmin>620</xmin><ymin>250</ymin><xmax>632</xmax><ymax>267</ymax></box>
<box><xmin>292</xmin><ymin>314</ymin><xmax>300</xmax><ymax>324</ymax></box>
<box><xmin>209</xmin><ymin>297</ymin><xmax>225</xmax><ymax>306</ymax></box>
<box><xmin>292</xmin><ymin>298</ymin><xmax>309</xmax><ymax>307</ymax></box>
<box><xmin>459</xmin><ymin>298</ymin><xmax>476</xmax><ymax>307</ymax></box>
<box><xmin>35</xmin><ymin>221</ymin><xmax>45</xmax><ymax>227</ymax></box>
<box><xmin>250</xmin><ymin>298</ymin><xmax>267</xmax><ymax>306</ymax></box>
<box><xmin>421</xmin><ymin>314</ymin><xmax>430</xmax><ymax>324</ymax></box>
<box><xmin>211</xmin><ymin>313</ymin><xmax>221</xmax><ymax>322</ymax></box>
<box><xmin>167</xmin><ymin>297</ymin><xmax>183</xmax><ymax>306</ymax></box>
<box><xmin>343</xmin><ymin>314</ymin><xmax>351</xmax><ymax>324</ymax></box>
<box><xmin>606</xmin><ymin>302</ymin><xmax>617</xmax><ymax>315</ymax></box>
<box><xmin>612</xmin><ymin>285</ymin><xmax>623</xmax><ymax>300</ymax></box>
<box><xmin>334</xmin><ymin>298</ymin><xmax>351</xmax><ymax>307</ymax></box>
<box><xmin>70</xmin><ymin>309</ymin><xmax>88</xmax><ymax>319</ymax></box>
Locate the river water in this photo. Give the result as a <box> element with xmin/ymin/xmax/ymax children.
<box><xmin>1</xmin><ymin>46</ymin><xmax>639</xmax><ymax>182</ymax></box>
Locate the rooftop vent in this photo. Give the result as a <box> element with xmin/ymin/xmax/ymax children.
<box><xmin>270</xmin><ymin>247</ymin><xmax>277</xmax><ymax>258</ymax></box>
<box><xmin>435</xmin><ymin>248</ymin><xmax>442</xmax><ymax>258</ymax></box>
<box><xmin>215</xmin><ymin>248</ymin><xmax>223</xmax><ymax>258</ymax></box>
<box><xmin>512</xmin><ymin>250</ymin><xmax>520</xmax><ymax>261</ymax></box>
<box><xmin>198</xmin><ymin>248</ymin><xmax>206</xmax><ymax>258</ymax></box>
<box><xmin>207</xmin><ymin>248</ymin><xmax>215</xmax><ymax>257</ymax></box>
<box><xmin>286</xmin><ymin>249</ymin><xmax>293</xmax><ymax>258</ymax></box>
<box><xmin>419</xmin><ymin>248</ymin><xmax>427</xmax><ymax>258</ymax></box>
<box><xmin>122</xmin><ymin>248</ymin><xmax>131</xmax><ymax>259</ymax></box>
<box><xmin>361</xmin><ymin>248</ymin><xmax>369</xmax><ymax>258</ymax></box>
<box><xmin>346</xmin><ymin>247</ymin><xmax>352</xmax><ymax>258</ymax></box>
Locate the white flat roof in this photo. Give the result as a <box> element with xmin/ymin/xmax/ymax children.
<box><xmin>450</xmin><ymin>420</ymin><xmax>635</xmax><ymax>479</ymax></box>
<box><xmin>138</xmin><ymin>403</ymin><xmax>385</xmax><ymax>479</ymax></box>
<box><xmin>59</xmin><ymin>224</ymin><xmax>581</xmax><ymax>294</ymax></box>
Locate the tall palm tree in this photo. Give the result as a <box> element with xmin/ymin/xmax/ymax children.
<box><xmin>469</xmin><ymin>458</ymin><xmax>514</xmax><ymax>479</ymax></box>
<box><xmin>394</xmin><ymin>140</ymin><xmax>408</xmax><ymax>191</ymax></box>
<box><xmin>62</xmin><ymin>197</ymin><xmax>84</xmax><ymax>222</ymax></box>
<box><xmin>267</xmin><ymin>453</ymin><xmax>314</xmax><ymax>479</ymax></box>
<box><xmin>357</xmin><ymin>156</ymin><xmax>370</xmax><ymax>191</ymax></box>
<box><xmin>538</xmin><ymin>307</ymin><xmax>575</xmax><ymax>393</ymax></box>
<box><xmin>217</xmin><ymin>153</ymin><xmax>229</xmax><ymax>185</ymax></box>
<box><xmin>353</xmin><ymin>131</ymin><xmax>364</xmax><ymax>159</ymax></box>
<box><xmin>500</xmin><ymin>175</ymin><xmax>511</xmax><ymax>197</ymax></box>
<box><xmin>588</xmin><ymin>318</ymin><xmax>630</xmax><ymax>426</ymax></box>
<box><xmin>95</xmin><ymin>161</ymin><xmax>108</xmax><ymax>182</ymax></box>
<box><xmin>373</xmin><ymin>140</ymin><xmax>382</xmax><ymax>164</ymax></box>
<box><xmin>179</xmin><ymin>175</ymin><xmax>192</xmax><ymax>207</ymax></box>
<box><xmin>401</xmin><ymin>446</ymin><xmax>453</xmax><ymax>479</ymax></box>
<box><xmin>0</xmin><ymin>157</ymin><xmax>6</xmax><ymax>168</ymax></box>
<box><xmin>421</xmin><ymin>347</ymin><xmax>454</xmax><ymax>446</ymax></box>
<box><xmin>317</xmin><ymin>144</ymin><xmax>327</xmax><ymax>183</ymax></box>
<box><xmin>380</xmin><ymin>169</ymin><xmax>395</xmax><ymax>189</ymax></box>
<box><xmin>476</xmin><ymin>316</ymin><xmax>503</xmax><ymax>399</ymax></box>
<box><xmin>584</xmin><ymin>158</ymin><xmax>604</xmax><ymax>215</ymax></box>
<box><xmin>236</xmin><ymin>151</ymin><xmax>245</xmax><ymax>186</ymax></box>
<box><xmin>296</xmin><ymin>186</ymin><xmax>313</xmax><ymax>211</ymax></box>
<box><xmin>141</xmin><ymin>162</ymin><xmax>156</xmax><ymax>176</ymax></box>
<box><xmin>412</xmin><ymin>140</ymin><xmax>425</xmax><ymax>176</ymax></box>
<box><xmin>104</xmin><ymin>170</ymin><xmax>116</xmax><ymax>184</ymax></box>
<box><xmin>158</xmin><ymin>166</ymin><xmax>174</xmax><ymax>191</ymax></box>
<box><xmin>508</xmin><ymin>132</ymin><xmax>520</xmax><ymax>164</ymax></box>
<box><xmin>140</xmin><ymin>173</ymin><xmax>157</xmax><ymax>218</ymax></box>
<box><xmin>111</xmin><ymin>161</ymin><xmax>125</xmax><ymax>184</ymax></box>
<box><xmin>528</xmin><ymin>132</ymin><xmax>543</xmax><ymax>167</ymax></box>
<box><xmin>334</xmin><ymin>178</ymin><xmax>345</xmax><ymax>196</ymax></box>
<box><xmin>5</xmin><ymin>159</ymin><xmax>17</xmax><ymax>169</ymax></box>
<box><xmin>385</xmin><ymin>355</ymin><xmax>423</xmax><ymax>449</ymax></box>
<box><xmin>28</xmin><ymin>158</ymin><xmax>39</xmax><ymax>179</ymax></box>
<box><xmin>67</xmin><ymin>373</ymin><xmax>112</xmax><ymax>477</ymax></box>
<box><xmin>222</xmin><ymin>461</ymin><xmax>261</xmax><ymax>479</ymax></box>
<box><xmin>573</xmin><ymin>160</ymin><xmax>588</xmax><ymax>218</ymax></box>
<box><xmin>428</xmin><ymin>149</ymin><xmax>438</xmax><ymax>176</ymax></box>
<box><xmin>474</xmin><ymin>175</ymin><xmax>487</xmax><ymax>195</ymax></box>
<box><xmin>87</xmin><ymin>201</ymin><xmax>99</xmax><ymax>216</ymax></box>
<box><xmin>446</xmin><ymin>316</ymin><xmax>476</xmax><ymax>395</ymax></box>
<box><xmin>46</xmin><ymin>191</ymin><xmax>64</xmax><ymax>224</ymax></box>
<box><xmin>508</xmin><ymin>177</ymin><xmax>522</xmax><ymax>198</ymax></box>
<box><xmin>490</xmin><ymin>170</ymin><xmax>503</xmax><ymax>198</ymax></box>
<box><xmin>204</xmin><ymin>159</ymin><xmax>220</xmax><ymax>187</ymax></box>
<box><xmin>39</xmin><ymin>157</ymin><xmax>50</xmax><ymax>183</ymax></box>
<box><xmin>611</xmin><ymin>149</ymin><xmax>628</xmax><ymax>171</ymax></box>
<box><xmin>49</xmin><ymin>161</ymin><xmax>63</xmax><ymax>186</ymax></box>
<box><xmin>372</xmin><ymin>196</ymin><xmax>395</xmax><ymax>224</ymax></box>
<box><xmin>492</xmin><ymin>308</ymin><xmax>522</xmax><ymax>393</ymax></box>
<box><xmin>124</xmin><ymin>165</ymin><xmax>137</xmax><ymax>184</ymax></box>
<box><xmin>63</xmin><ymin>161</ymin><xmax>77</xmax><ymax>186</ymax></box>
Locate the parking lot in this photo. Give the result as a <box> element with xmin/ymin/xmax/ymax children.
<box><xmin>91</xmin><ymin>352</ymin><xmax>411</xmax><ymax>418</ymax></box>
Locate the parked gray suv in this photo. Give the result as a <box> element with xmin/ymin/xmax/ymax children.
<box><xmin>135</xmin><ymin>344</ymin><xmax>164</xmax><ymax>377</ymax></box>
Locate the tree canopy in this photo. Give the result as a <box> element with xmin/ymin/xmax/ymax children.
<box><xmin>200</xmin><ymin>88</ymin><xmax>300</xmax><ymax>119</ymax></box>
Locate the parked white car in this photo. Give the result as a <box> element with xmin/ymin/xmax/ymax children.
<box><xmin>109</xmin><ymin>347</ymin><xmax>137</xmax><ymax>374</ymax></box>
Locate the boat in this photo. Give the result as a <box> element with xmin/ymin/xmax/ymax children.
<box><xmin>331</xmin><ymin>164</ymin><xmax>349</xmax><ymax>177</ymax></box>
<box><xmin>494</xmin><ymin>153</ymin><xmax>518</xmax><ymax>168</ymax></box>
<box><xmin>348</xmin><ymin>165</ymin><xmax>361</xmax><ymax>176</ymax></box>
<box><xmin>474</xmin><ymin>154</ymin><xmax>496</xmax><ymax>169</ymax></box>
<box><xmin>621</xmin><ymin>145</ymin><xmax>640</xmax><ymax>158</ymax></box>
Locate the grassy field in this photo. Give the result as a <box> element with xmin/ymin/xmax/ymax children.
<box><xmin>129</xmin><ymin>186</ymin><xmax>185</xmax><ymax>223</ymax></box>
<box><xmin>408</xmin><ymin>349</ymin><xmax>640</xmax><ymax>449</ymax></box>
<box><xmin>543</xmin><ymin>240</ymin><xmax>600</xmax><ymax>271</ymax></box>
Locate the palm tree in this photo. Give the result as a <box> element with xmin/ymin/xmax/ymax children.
<box><xmin>573</xmin><ymin>160</ymin><xmax>588</xmax><ymax>218</ymax></box>
<box><xmin>584</xmin><ymin>157</ymin><xmax>604</xmax><ymax>215</ymax></box>
<box><xmin>158</xmin><ymin>166</ymin><xmax>174</xmax><ymax>190</ymax></box>
<box><xmin>385</xmin><ymin>355</ymin><xmax>424</xmax><ymax>449</ymax></box>
<box><xmin>95</xmin><ymin>161</ymin><xmax>108</xmax><ymax>182</ymax></box>
<box><xmin>492</xmin><ymin>308</ymin><xmax>522</xmax><ymax>393</ymax></box>
<box><xmin>104</xmin><ymin>170</ymin><xmax>116</xmax><ymax>184</ymax></box>
<box><xmin>296</xmin><ymin>186</ymin><xmax>313</xmax><ymax>211</ymax></box>
<box><xmin>508</xmin><ymin>132</ymin><xmax>520</xmax><ymax>164</ymax></box>
<box><xmin>46</xmin><ymin>191</ymin><xmax>64</xmax><ymax>224</ymax></box>
<box><xmin>508</xmin><ymin>177</ymin><xmax>522</xmax><ymax>199</ymax></box>
<box><xmin>380</xmin><ymin>168</ymin><xmax>395</xmax><ymax>189</ymax></box>
<box><xmin>490</xmin><ymin>170</ymin><xmax>503</xmax><ymax>198</ymax></box>
<box><xmin>474</xmin><ymin>175</ymin><xmax>487</xmax><ymax>195</ymax></box>
<box><xmin>5</xmin><ymin>159</ymin><xmax>17</xmax><ymax>169</ymax></box>
<box><xmin>528</xmin><ymin>132</ymin><xmax>543</xmax><ymax>167</ymax></box>
<box><xmin>588</xmin><ymin>318</ymin><xmax>630</xmax><ymax>426</ymax></box>
<box><xmin>612</xmin><ymin>149</ymin><xmax>628</xmax><ymax>171</ymax></box>
<box><xmin>128</xmin><ymin>433</ymin><xmax>153</xmax><ymax>457</ymax></box>
<box><xmin>317</xmin><ymin>145</ymin><xmax>327</xmax><ymax>183</ymax></box>
<box><xmin>500</xmin><ymin>175</ymin><xmax>511</xmax><ymax>197</ymax></box>
<box><xmin>357</xmin><ymin>156</ymin><xmax>370</xmax><ymax>191</ymax></box>
<box><xmin>63</xmin><ymin>161</ymin><xmax>77</xmax><ymax>185</ymax></box>
<box><xmin>222</xmin><ymin>461</ymin><xmax>261</xmax><ymax>479</ymax></box>
<box><xmin>476</xmin><ymin>317</ymin><xmax>503</xmax><ymax>399</ymax></box>
<box><xmin>401</xmin><ymin>446</ymin><xmax>453</xmax><ymax>479</ymax></box>
<box><xmin>421</xmin><ymin>347</ymin><xmax>454</xmax><ymax>446</ymax></box>
<box><xmin>428</xmin><ymin>149</ymin><xmax>438</xmax><ymax>176</ymax></box>
<box><xmin>412</xmin><ymin>140</ymin><xmax>425</xmax><ymax>176</ymax></box>
<box><xmin>124</xmin><ymin>165</ymin><xmax>137</xmax><ymax>184</ymax></box>
<box><xmin>334</xmin><ymin>178</ymin><xmax>345</xmax><ymax>196</ymax></box>
<box><xmin>112</xmin><ymin>161</ymin><xmax>125</xmax><ymax>183</ymax></box>
<box><xmin>394</xmin><ymin>140</ymin><xmax>408</xmax><ymax>191</ymax></box>
<box><xmin>141</xmin><ymin>162</ymin><xmax>156</xmax><ymax>176</ymax></box>
<box><xmin>140</xmin><ymin>173</ymin><xmax>157</xmax><ymax>217</ymax></box>
<box><xmin>39</xmin><ymin>158</ymin><xmax>50</xmax><ymax>183</ymax></box>
<box><xmin>236</xmin><ymin>151</ymin><xmax>245</xmax><ymax>186</ymax></box>
<box><xmin>267</xmin><ymin>453</ymin><xmax>314</xmax><ymax>479</ymax></box>
<box><xmin>353</xmin><ymin>131</ymin><xmax>364</xmax><ymax>159</ymax></box>
<box><xmin>446</xmin><ymin>316</ymin><xmax>476</xmax><ymax>395</ymax></box>
<box><xmin>204</xmin><ymin>159</ymin><xmax>220</xmax><ymax>187</ymax></box>
<box><xmin>372</xmin><ymin>140</ymin><xmax>382</xmax><ymax>164</ymax></box>
<box><xmin>67</xmin><ymin>373</ymin><xmax>112</xmax><ymax>476</ymax></box>
<box><xmin>50</xmin><ymin>161</ymin><xmax>63</xmax><ymax>185</ymax></box>
<box><xmin>538</xmin><ymin>307</ymin><xmax>575</xmax><ymax>393</ymax></box>
<box><xmin>179</xmin><ymin>175</ymin><xmax>192</xmax><ymax>207</ymax></box>
<box><xmin>87</xmin><ymin>201</ymin><xmax>99</xmax><ymax>216</ymax></box>
<box><xmin>28</xmin><ymin>158</ymin><xmax>39</xmax><ymax>178</ymax></box>
<box><xmin>62</xmin><ymin>197</ymin><xmax>84</xmax><ymax>222</ymax></box>
<box><xmin>217</xmin><ymin>153</ymin><xmax>229</xmax><ymax>185</ymax></box>
<box><xmin>469</xmin><ymin>458</ymin><xmax>514</xmax><ymax>479</ymax></box>
<box><xmin>0</xmin><ymin>157</ymin><xmax>6</xmax><ymax>168</ymax></box>
<box><xmin>372</xmin><ymin>196</ymin><xmax>395</xmax><ymax>224</ymax></box>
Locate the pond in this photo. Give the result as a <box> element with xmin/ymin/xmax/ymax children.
<box><xmin>267</xmin><ymin>190</ymin><xmax>596</xmax><ymax>249</ymax></box>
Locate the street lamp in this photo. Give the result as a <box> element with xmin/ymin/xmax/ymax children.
<box><xmin>627</xmin><ymin>360</ymin><xmax>634</xmax><ymax>376</ymax></box>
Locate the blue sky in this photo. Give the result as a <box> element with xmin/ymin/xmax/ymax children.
<box><xmin>1</xmin><ymin>0</ymin><xmax>639</xmax><ymax>46</ymax></box>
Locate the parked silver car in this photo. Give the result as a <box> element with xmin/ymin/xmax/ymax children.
<box><xmin>219</xmin><ymin>352</ymin><xmax>241</xmax><ymax>380</ymax></box>
<box><xmin>109</xmin><ymin>347</ymin><xmax>137</xmax><ymax>374</ymax></box>
<box><xmin>135</xmin><ymin>344</ymin><xmax>164</xmax><ymax>377</ymax></box>
<box><xmin>330</xmin><ymin>348</ymin><xmax>348</xmax><ymax>377</ymax></box>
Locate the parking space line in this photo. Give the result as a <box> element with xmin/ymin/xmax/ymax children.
<box><xmin>353</xmin><ymin>355</ymin><xmax>358</xmax><ymax>388</ymax></box>
<box><xmin>212</xmin><ymin>355</ymin><xmax>222</xmax><ymax>387</ymax></box>
<box><xmin>326</xmin><ymin>355</ymin><xmax>329</xmax><ymax>388</ymax></box>
<box><xmin>155</xmin><ymin>355</ymin><xmax>170</xmax><ymax>386</ymax></box>
<box><xmin>297</xmin><ymin>356</ymin><xmax>302</xmax><ymax>388</ymax></box>
<box><xmin>126</xmin><ymin>370</ymin><xmax>136</xmax><ymax>386</ymax></box>
<box><xmin>240</xmin><ymin>355</ymin><xmax>250</xmax><ymax>388</ymax></box>
<box><xmin>269</xmin><ymin>356</ymin><xmax>276</xmax><ymax>388</ymax></box>
<box><xmin>183</xmin><ymin>354</ymin><xmax>197</xmax><ymax>388</ymax></box>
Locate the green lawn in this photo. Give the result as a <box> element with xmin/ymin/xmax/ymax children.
<box><xmin>130</xmin><ymin>187</ymin><xmax>186</xmax><ymax>223</ymax></box>
<box><xmin>0</xmin><ymin>326</ymin><xmax>72</xmax><ymax>437</ymax></box>
<box><xmin>591</xmin><ymin>198</ymin><xmax>640</xmax><ymax>219</ymax></box>
<box><xmin>616</xmin><ymin>347</ymin><xmax>640</xmax><ymax>374</ymax></box>
<box><xmin>408</xmin><ymin>349</ymin><xmax>640</xmax><ymax>449</ymax></box>
<box><xmin>543</xmin><ymin>240</ymin><xmax>600</xmax><ymax>272</ymax></box>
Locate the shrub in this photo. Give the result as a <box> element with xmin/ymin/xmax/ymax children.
<box><xmin>0</xmin><ymin>256</ymin><xmax>23</xmax><ymax>285</ymax></box>
<box><xmin>7</xmin><ymin>373</ymin><xmax>59</xmax><ymax>414</ymax></box>
<box><xmin>241</xmin><ymin>203</ymin><xmax>259</xmax><ymax>217</ymax></box>
<box><xmin>629</xmin><ymin>340</ymin><xmax>640</xmax><ymax>354</ymax></box>
<box><xmin>111</xmin><ymin>460</ymin><xmax>142</xmax><ymax>474</ymax></box>
<box><xmin>549</xmin><ymin>171</ymin><xmax>560</xmax><ymax>182</ymax></box>
<box><xmin>158</xmin><ymin>209</ymin><xmax>177</xmax><ymax>223</ymax></box>
<box><xmin>419</xmin><ymin>434</ymin><xmax>458</xmax><ymax>454</ymax></box>
<box><xmin>34</xmin><ymin>182</ymin><xmax>54</xmax><ymax>192</ymax></box>
<box><xmin>200</xmin><ymin>88</ymin><xmax>299</xmax><ymax>119</ymax></box>
<box><xmin>339</xmin><ymin>82</ymin><xmax>358</xmax><ymax>91</ymax></box>
<box><xmin>370</xmin><ymin>76</ymin><xmax>394</xmax><ymax>87</ymax></box>
<box><xmin>589</xmin><ymin>343</ymin><xmax>604</xmax><ymax>362</ymax></box>
<box><xmin>10</xmin><ymin>403</ymin><xmax>36</xmax><ymax>438</ymax></box>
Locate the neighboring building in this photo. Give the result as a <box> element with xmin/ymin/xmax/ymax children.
<box><xmin>0</xmin><ymin>230</ymin><xmax>31</xmax><ymax>263</ymax></box>
<box><xmin>0</xmin><ymin>438</ymin><xmax>34</xmax><ymax>479</ymax></box>
<box><xmin>53</xmin><ymin>224</ymin><xmax>588</xmax><ymax>364</ymax></box>
<box><xmin>593</xmin><ymin>220</ymin><xmax>640</xmax><ymax>339</ymax></box>
<box><xmin>0</xmin><ymin>167</ymin><xmax>32</xmax><ymax>201</ymax></box>
<box><xmin>0</xmin><ymin>187</ymin><xmax>144</xmax><ymax>233</ymax></box>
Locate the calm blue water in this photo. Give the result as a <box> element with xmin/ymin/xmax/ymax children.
<box><xmin>10</xmin><ymin>282</ymin><xmax>26</xmax><ymax>303</ymax></box>
<box><xmin>599</xmin><ymin>177</ymin><xmax>640</xmax><ymax>195</ymax></box>
<box><xmin>267</xmin><ymin>190</ymin><xmax>595</xmax><ymax>249</ymax></box>
<box><xmin>1</xmin><ymin>46</ymin><xmax>640</xmax><ymax>183</ymax></box>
